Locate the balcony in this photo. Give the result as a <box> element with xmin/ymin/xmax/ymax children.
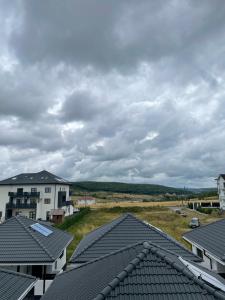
<box><xmin>6</xmin><ymin>202</ymin><xmax>37</xmax><ymax>209</ymax></box>
<box><xmin>8</xmin><ymin>192</ymin><xmax>40</xmax><ymax>198</ymax></box>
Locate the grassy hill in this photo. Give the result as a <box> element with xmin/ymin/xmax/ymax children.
<box><xmin>72</xmin><ymin>181</ymin><xmax>191</xmax><ymax>195</ymax></box>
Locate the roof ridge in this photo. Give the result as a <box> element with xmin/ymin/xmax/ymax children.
<box><xmin>72</xmin><ymin>214</ymin><xmax>130</xmax><ymax>260</ymax></box>
<box><xmin>93</xmin><ymin>242</ymin><xmax>150</xmax><ymax>300</ymax></box>
<box><xmin>0</xmin><ymin>267</ymin><xmax>36</xmax><ymax>280</ymax></box>
<box><xmin>144</xmin><ymin>242</ymin><xmax>225</xmax><ymax>300</ymax></box>
<box><xmin>16</xmin><ymin>216</ymin><xmax>55</xmax><ymax>261</ymax></box>
<box><xmin>130</xmin><ymin>213</ymin><xmax>197</xmax><ymax>256</ymax></box>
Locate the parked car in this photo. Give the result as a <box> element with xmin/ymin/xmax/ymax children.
<box><xmin>189</xmin><ymin>217</ymin><xmax>200</xmax><ymax>228</ymax></box>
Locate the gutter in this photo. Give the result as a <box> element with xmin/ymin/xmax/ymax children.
<box><xmin>18</xmin><ymin>278</ymin><xmax>38</xmax><ymax>300</ymax></box>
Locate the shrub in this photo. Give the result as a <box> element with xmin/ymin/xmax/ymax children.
<box><xmin>55</xmin><ymin>207</ymin><xmax>91</xmax><ymax>230</ymax></box>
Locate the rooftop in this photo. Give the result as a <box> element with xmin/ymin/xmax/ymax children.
<box><xmin>0</xmin><ymin>215</ymin><xmax>73</xmax><ymax>264</ymax></box>
<box><xmin>42</xmin><ymin>241</ymin><xmax>225</xmax><ymax>300</ymax></box>
<box><xmin>0</xmin><ymin>170</ymin><xmax>71</xmax><ymax>185</ymax></box>
<box><xmin>183</xmin><ymin>217</ymin><xmax>225</xmax><ymax>262</ymax></box>
<box><xmin>70</xmin><ymin>213</ymin><xmax>200</xmax><ymax>264</ymax></box>
<box><xmin>0</xmin><ymin>267</ymin><xmax>36</xmax><ymax>300</ymax></box>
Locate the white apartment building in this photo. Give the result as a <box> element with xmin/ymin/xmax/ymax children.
<box><xmin>0</xmin><ymin>170</ymin><xmax>73</xmax><ymax>222</ymax></box>
<box><xmin>217</xmin><ymin>174</ymin><xmax>225</xmax><ymax>209</ymax></box>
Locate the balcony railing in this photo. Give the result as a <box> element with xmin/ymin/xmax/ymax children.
<box><xmin>6</xmin><ymin>202</ymin><xmax>37</xmax><ymax>209</ymax></box>
<box><xmin>8</xmin><ymin>192</ymin><xmax>40</xmax><ymax>198</ymax></box>
<box><xmin>66</xmin><ymin>200</ymin><xmax>73</xmax><ymax>206</ymax></box>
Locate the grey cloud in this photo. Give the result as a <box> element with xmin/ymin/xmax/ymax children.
<box><xmin>0</xmin><ymin>1</ymin><xmax>225</xmax><ymax>187</ymax></box>
<box><xmin>60</xmin><ymin>91</ymin><xmax>104</xmax><ymax>122</ymax></box>
<box><xmin>8</xmin><ymin>0</ymin><xmax>225</xmax><ymax>76</ymax></box>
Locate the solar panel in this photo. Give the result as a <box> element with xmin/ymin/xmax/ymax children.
<box><xmin>30</xmin><ymin>223</ymin><xmax>53</xmax><ymax>236</ymax></box>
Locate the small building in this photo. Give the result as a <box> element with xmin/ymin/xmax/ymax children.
<box><xmin>217</xmin><ymin>174</ymin><xmax>225</xmax><ymax>209</ymax></box>
<box><xmin>70</xmin><ymin>213</ymin><xmax>200</xmax><ymax>266</ymax></box>
<box><xmin>0</xmin><ymin>215</ymin><xmax>73</xmax><ymax>297</ymax></box>
<box><xmin>50</xmin><ymin>209</ymin><xmax>65</xmax><ymax>224</ymax></box>
<box><xmin>183</xmin><ymin>218</ymin><xmax>225</xmax><ymax>274</ymax></box>
<box><xmin>0</xmin><ymin>170</ymin><xmax>73</xmax><ymax>222</ymax></box>
<box><xmin>42</xmin><ymin>241</ymin><xmax>225</xmax><ymax>300</ymax></box>
<box><xmin>0</xmin><ymin>268</ymin><xmax>36</xmax><ymax>300</ymax></box>
<box><xmin>77</xmin><ymin>196</ymin><xmax>96</xmax><ymax>206</ymax></box>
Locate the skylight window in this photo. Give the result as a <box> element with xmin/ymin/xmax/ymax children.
<box><xmin>12</xmin><ymin>177</ymin><xmax>17</xmax><ymax>180</ymax></box>
<box><xmin>30</xmin><ymin>223</ymin><xmax>53</xmax><ymax>237</ymax></box>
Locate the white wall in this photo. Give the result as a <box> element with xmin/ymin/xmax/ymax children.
<box><xmin>0</xmin><ymin>183</ymin><xmax>72</xmax><ymax>221</ymax></box>
<box><xmin>192</xmin><ymin>244</ymin><xmax>225</xmax><ymax>273</ymax></box>
<box><xmin>218</xmin><ymin>176</ymin><xmax>225</xmax><ymax>209</ymax></box>
<box><xmin>46</xmin><ymin>249</ymin><xmax>67</xmax><ymax>274</ymax></box>
<box><xmin>0</xmin><ymin>185</ymin><xmax>10</xmax><ymax>221</ymax></box>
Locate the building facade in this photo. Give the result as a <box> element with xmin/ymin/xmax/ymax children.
<box><xmin>217</xmin><ymin>174</ymin><xmax>225</xmax><ymax>209</ymax></box>
<box><xmin>0</xmin><ymin>170</ymin><xmax>73</xmax><ymax>222</ymax></box>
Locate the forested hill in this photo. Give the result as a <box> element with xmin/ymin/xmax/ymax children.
<box><xmin>72</xmin><ymin>181</ymin><xmax>191</xmax><ymax>195</ymax></box>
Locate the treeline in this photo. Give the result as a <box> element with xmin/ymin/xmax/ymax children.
<box><xmin>72</xmin><ymin>181</ymin><xmax>191</xmax><ymax>195</ymax></box>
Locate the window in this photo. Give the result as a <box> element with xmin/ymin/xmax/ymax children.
<box><xmin>30</xmin><ymin>199</ymin><xmax>36</xmax><ymax>204</ymax></box>
<box><xmin>45</xmin><ymin>187</ymin><xmax>51</xmax><ymax>193</ymax></box>
<box><xmin>46</xmin><ymin>211</ymin><xmax>51</xmax><ymax>221</ymax></box>
<box><xmin>17</xmin><ymin>188</ymin><xmax>23</xmax><ymax>195</ymax></box>
<box><xmin>55</xmin><ymin>261</ymin><xmax>57</xmax><ymax>270</ymax></box>
<box><xmin>44</xmin><ymin>198</ymin><xmax>51</xmax><ymax>204</ymax></box>
<box><xmin>0</xmin><ymin>211</ymin><xmax>2</xmax><ymax>218</ymax></box>
<box><xmin>29</xmin><ymin>211</ymin><xmax>36</xmax><ymax>219</ymax></box>
<box><xmin>31</xmin><ymin>187</ymin><xmax>37</xmax><ymax>193</ymax></box>
<box><xmin>196</xmin><ymin>247</ymin><xmax>203</xmax><ymax>259</ymax></box>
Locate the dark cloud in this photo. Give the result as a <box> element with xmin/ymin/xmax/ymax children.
<box><xmin>9</xmin><ymin>1</ymin><xmax>225</xmax><ymax>75</ymax></box>
<box><xmin>0</xmin><ymin>1</ymin><xmax>224</xmax><ymax>187</ymax></box>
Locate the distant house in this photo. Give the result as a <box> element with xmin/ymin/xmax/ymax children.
<box><xmin>0</xmin><ymin>268</ymin><xmax>36</xmax><ymax>300</ymax></box>
<box><xmin>0</xmin><ymin>215</ymin><xmax>73</xmax><ymax>297</ymax></box>
<box><xmin>183</xmin><ymin>218</ymin><xmax>225</xmax><ymax>274</ymax></box>
<box><xmin>42</xmin><ymin>241</ymin><xmax>225</xmax><ymax>300</ymax></box>
<box><xmin>0</xmin><ymin>170</ymin><xmax>73</xmax><ymax>222</ymax></box>
<box><xmin>77</xmin><ymin>196</ymin><xmax>96</xmax><ymax>206</ymax></box>
<box><xmin>217</xmin><ymin>174</ymin><xmax>225</xmax><ymax>209</ymax></box>
<box><xmin>70</xmin><ymin>213</ymin><xmax>200</xmax><ymax>265</ymax></box>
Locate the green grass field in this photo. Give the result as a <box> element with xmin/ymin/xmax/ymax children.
<box><xmin>65</xmin><ymin>206</ymin><xmax>223</xmax><ymax>259</ymax></box>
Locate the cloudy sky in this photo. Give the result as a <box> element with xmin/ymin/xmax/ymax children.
<box><xmin>0</xmin><ymin>1</ymin><xmax>225</xmax><ymax>187</ymax></box>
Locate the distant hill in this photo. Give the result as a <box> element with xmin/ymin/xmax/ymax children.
<box><xmin>72</xmin><ymin>181</ymin><xmax>191</xmax><ymax>195</ymax></box>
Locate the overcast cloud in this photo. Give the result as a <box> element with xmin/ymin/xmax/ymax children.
<box><xmin>0</xmin><ymin>0</ymin><xmax>225</xmax><ymax>187</ymax></box>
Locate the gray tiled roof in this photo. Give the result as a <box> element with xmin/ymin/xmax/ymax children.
<box><xmin>0</xmin><ymin>170</ymin><xmax>70</xmax><ymax>185</ymax></box>
<box><xmin>42</xmin><ymin>241</ymin><xmax>225</xmax><ymax>300</ymax></box>
<box><xmin>0</xmin><ymin>215</ymin><xmax>73</xmax><ymax>263</ymax></box>
<box><xmin>0</xmin><ymin>267</ymin><xmax>36</xmax><ymax>300</ymax></box>
<box><xmin>70</xmin><ymin>213</ymin><xmax>200</xmax><ymax>263</ymax></box>
<box><xmin>183</xmin><ymin>218</ymin><xmax>225</xmax><ymax>262</ymax></box>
